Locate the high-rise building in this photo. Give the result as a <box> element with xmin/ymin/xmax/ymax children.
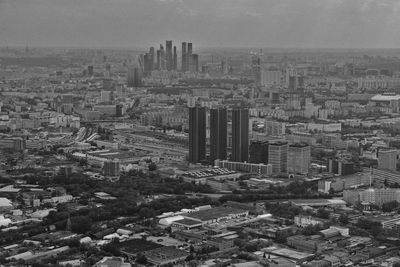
<box><xmin>166</xmin><ymin>40</ymin><xmax>173</xmax><ymax>70</ymax></box>
<box><xmin>156</xmin><ymin>49</ymin><xmax>161</xmax><ymax>70</ymax></box>
<box><xmin>190</xmin><ymin>54</ymin><xmax>199</xmax><ymax>72</ymax></box>
<box><xmin>149</xmin><ymin>47</ymin><xmax>155</xmax><ymax>71</ymax></box>
<box><xmin>103</xmin><ymin>160</ymin><xmax>120</xmax><ymax>177</ymax></box>
<box><xmin>143</xmin><ymin>53</ymin><xmax>151</xmax><ymax>76</ymax></box>
<box><xmin>328</xmin><ymin>159</ymin><xmax>355</xmax><ymax>176</ymax></box>
<box><xmin>127</xmin><ymin>67</ymin><xmax>142</xmax><ymax>87</ymax></box>
<box><xmin>210</xmin><ymin>108</ymin><xmax>227</xmax><ymax>164</ymax></box>
<box><xmin>173</xmin><ymin>46</ymin><xmax>178</xmax><ymax>70</ymax></box>
<box><xmin>378</xmin><ymin>149</ymin><xmax>397</xmax><ymax>171</ymax></box>
<box><xmin>87</xmin><ymin>65</ymin><xmax>94</xmax><ymax>76</ymax></box>
<box><xmin>265</xmin><ymin>119</ymin><xmax>286</xmax><ymax>136</ymax></box>
<box><xmin>268</xmin><ymin>141</ymin><xmax>288</xmax><ymax>173</ymax></box>
<box><xmin>261</xmin><ymin>69</ymin><xmax>282</xmax><ymax>87</ymax></box>
<box><xmin>288</xmin><ymin>143</ymin><xmax>311</xmax><ymax>174</ymax></box>
<box><xmin>187</xmin><ymin>43</ymin><xmax>193</xmax><ymax>71</ymax></box>
<box><xmin>249</xmin><ymin>141</ymin><xmax>269</xmax><ymax>164</ymax></box>
<box><xmin>189</xmin><ymin>107</ymin><xmax>206</xmax><ymax>163</ymax></box>
<box><xmin>160</xmin><ymin>44</ymin><xmax>165</xmax><ymax>70</ymax></box>
<box><xmin>231</xmin><ymin>108</ymin><xmax>249</xmax><ymax>162</ymax></box>
<box><xmin>182</xmin><ymin>42</ymin><xmax>187</xmax><ymax>71</ymax></box>
<box><xmin>100</xmin><ymin>90</ymin><xmax>112</xmax><ymax>102</ymax></box>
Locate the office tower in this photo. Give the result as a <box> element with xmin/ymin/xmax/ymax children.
<box><xmin>187</xmin><ymin>43</ymin><xmax>193</xmax><ymax>71</ymax></box>
<box><xmin>116</xmin><ymin>104</ymin><xmax>124</xmax><ymax>117</ymax></box>
<box><xmin>156</xmin><ymin>49</ymin><xmax>161</xmax><ymax>70</ymax></box>
<box><xmin>268</xmin><ymin>141</ymin><xmax>288</xmax><ymax>173</ymax></box>
<box><xmin>102</xmin><ymin>79</ymin><xmax>112</xmax><ymax>90</ymax></box>
<box><xmin>265</xmin><ymin>119</ymin><xmax>286</xmax><ymax>136</ymax></box>
<box><xmin>173</xmin><ymin>46</ymin><xmax>177</xmax><ymax>70</ymax></box>
<box><xmin>288</xmin><ymin>143</ymin><xmax>311</xmax><ymax>174</ymax></box>
<box><xmin>182</xmin><ymin>42</ymin><xmax>187</xmax><ymax>71</ymax></box>
<box><xmin>143</xmin><ymin>53</ymin><xmax>151</xmax><ymax>76</ymax></box>
<box><xmin>160</xmin><ymin>44</ymin><xmax>165</xmax><ymax>70</ymax></box>
<box><xmin>166</xmin><ymin>40</ymin><xmax>173</xmax><ymax>70</ymax></box>
<box><xmin>328</xmin><ymin>159</ymin><xmax>355</xmax><ymax>176</ymax></box>
<box><xmin>261</xmin><ymin>69</ymin><xmax>282</xmax><ymax>87</ymax></box>
<box><xmin>103</xmin><ymin>159</ymin><xmax>120</xmax><ymax>177</ymax></box>
<box><xmin>210</xmin><ymin>108</ymin><xmax>227</xmax><ymax>164</ymax></box>
<box><xmin>189</xmin><ymin>107</ymin><xmax>206</xmax><ymax>163</ymax></box>
<box><xmin>249</xmin><ymin>141</ymin><xmax>269</xmax><ymax>164</ymax></box>
<box><xmin>100</xmin><ymin>90</ymin><xmax>112</xmax><ymax>102</ymax></box>
<box><xmin>105</xmin><ymin>64</ymin><xmax>111</xmax><ymax>72</ymax></box>
<box><xmin>191</xmin><ymin>54</ymin><xmax>199</xmax><ymax>72</ymax></box>
<box><xmin>87</xmin><ymin>65</ymin><xmax>94</xmax><ymax>76</ymax></box>
<box><xmin>288</xmin><ymin>76</ymin><xmax>297</xmax><ymax>91</ymax></box>
<box><xmin>378</xmin><ymin>149</ymin><xmax>398</xmax><ymax>171</ymax></box>
<box><xmin>231</xmin><ymin>108</ymin><xmax>249</xmax><ymax>162</ymax></box>
<box><xmin>127</xmin><ymin>67</ymin><xmax>142</xmax><ymax>87</ymax></box>
<box><xmin>149</xmin><ymin>46</ymin><xmax>155</xmax><ymax>71</ymax></box>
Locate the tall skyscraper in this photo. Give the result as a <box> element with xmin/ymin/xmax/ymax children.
<box><xmin>378</xmin><ymin>149</ymin><xmax>398</xmax><ymax>171</ymax></box>
<box><xmin>187</xmin><ymin>42</ymin><xmax>193</xmax><ymax>71</ymax></box>
<box><xmin>249</xmin><ymin>141</ymin><xmax>269</xmax><ymax>164</ymax></box>
<box><xmin>166</xmin><ymin>40</ymin><xmax>173</xmax><ymax>70</ymax></box>
<box><xmin>288</xmin><ymin>143</ymin><xmax>310</xmax><ymax>174</ymax></box>
<box><xmin>191</xmin><ymin>54</ymin><xmax>199</xmax><ymax>72</ymax></box>
<box><xmin>189</xmin><ymin>107</ymin><xmax>206</xmax><ymax>163</ymax></box>
<box><xmin>156</xmin><ymin>49</ymin><xmax>161</xmax><ymax>70</ymax></box>
<box><xmin>231</xmin><ymin>108</ymin><xmax>249</xmax><ymax>162</ymax></box>
<box><xmin>87</xmin><ymin>65</ymin><xmax>94</xmax><ymax>76</ymax></box>
<box><xmin>160</xmin><ymin>44</ymin><xmax>165</xmax><ymax>70</ymax></box>
<box><xmin>268</xmin><ymin>141</ymin><xmax>288</xmax><ymax>173</ymax></box>
<box><xmin>149</xmin><ymin>47</ymin><xmax>155</xmax><ymax>71</ymax></box>
<box><xmin>210</xmin><ymin>108</ymin><xmax>227</xmax><ymax>164</ymax></box>
<box><xmin>173</xmin><ymin>46</ymin><xmax>178</xmax><ymax>70</ymax></box>
<box><xmin>182</xmin><ymin>42</ymin><xmax>187</xmax><ymax>71</ymax></box>
<box><xmin>127</xmin><ymin>67</ymin><xmax>142</xmax><ymax>87</ymax></box>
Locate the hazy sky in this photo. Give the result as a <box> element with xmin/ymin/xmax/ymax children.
<box><xmin>1</xmin><ymin>0</ymin><xmax>400</xmax><ymax>49</ymax></box>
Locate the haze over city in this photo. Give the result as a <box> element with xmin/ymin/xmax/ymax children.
<box><xmin>1</xmin><ymin>0</ymin><xmax>400</xmax><ymax>48</ymax></box>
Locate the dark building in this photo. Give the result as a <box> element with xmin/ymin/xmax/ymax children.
<box><xmin>191</xmin><ymin>54</ymin><xmax>199</xmax><ymax>72</ymax></box>
<box><xmin>143</xmin><ymin>53</ymin><xmax>151</xmax><ymax>76</ymax></box>
<box><xmin>231</xmin><ymin>108</ymin><xmax>249</xmax><ymax>162</ymax></box>
<box><xmin>187</xmin><ymin>43</ymin><xmax>193</xmax><ymax>71</ymax></box>
<box><xmin>160</xmin><ymin>44</ymin><xmax>165</xmax><ymax>70</ymax></box>
<box><xmin>182</xmin><ymin>42</ymin><xmax>187</xmax><ymax>71</ymax></box>
<box><xmin>288</xmin><ymin>76</ymin><xmax>297</xmax><ymax>91</ymax></box>
<box><xmin>116</xmin><ymin>104</ymin><xmax>124</xmax><ymax>117</ymax></box>
<box><xmin>87</xmin><ymin>65</ymin><xmax>94</xmax><ymax>76</ymax></box>
<box><xmin>210</xmin><ymin>108</ymin><xmax>227</xmax><ymax>164</ymax></box>
<box><xmin>166</xmin><ymin>40</ymin><xmax>173</xmax><ymax>70</ymax></box>
<box><xmin>149</xmin><ymin>47</ymin><xmax>155</xmax><ymax>71</ymax></box>
<box><xmin>328</xmin><ymin>159</ymin><xmax>355</xmax><ymax>176</ymax></box>
<box><xmin>173</xmin><ymin>46</ymin><xmax>178</xmax><ymax>70</ymax></box>
<box><xmin>189</xmin><ymin>107</ymin><xmax>206</xmax><ymax>163</ymax></box>
<box><xmin>156</xmin><ymin>49</ymin><xmax>161</xmax><ymax>70</ymax></box>
<box><xmin>249</xmin><ymin>141</ymin><xmax>269</xmax><ymax>164</ymax></box>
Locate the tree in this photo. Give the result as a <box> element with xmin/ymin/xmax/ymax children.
<box><xmin>338</xmin><ymin>213</ymin><xmax>349</xmax><ymax>225</ymax></box>
<box><xmin>316</xmin><ymin>208</ymin><xmax>330</xmax><ymax>219</ymax></box>
<box><xmin>70</xmin><ymin>216</ymin><xmax>92</xmax><ymax>234</ymax></box>
<box><xmin>136</xmin><ymin>254</ymin><xmax>147</xmax><ymax>264</ymax></box>
<box><xmin>148</xmin><ymin>162</ymin><xmax>157</xmax><ymax>171</ymax></box>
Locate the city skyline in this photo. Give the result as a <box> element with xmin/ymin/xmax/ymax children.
<box><xmin>1</xmin><ymin>0</ymin><xmax>400</xmax><ymax>49</ymax></box>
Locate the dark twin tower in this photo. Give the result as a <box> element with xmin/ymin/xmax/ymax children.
<box><xmin>189</xmin><ymin>107</ymin><xmax>249</xmax><ymax>164</ymax></box>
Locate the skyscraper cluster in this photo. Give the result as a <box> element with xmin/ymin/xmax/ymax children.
<box><xmin>140</xmin><ymin>40</ymin><xmax>199</xmax><ymax>76</ymax></box>
<box><xmin>189</xmin><ymin>107</ymin><xmax>248</xmax><ymax>164</ymax></box>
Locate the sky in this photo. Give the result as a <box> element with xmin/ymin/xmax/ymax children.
<box><xmin>0</xmin><ymin>0</ymin><xmax>400</xmax><ymax>49</ymax></box>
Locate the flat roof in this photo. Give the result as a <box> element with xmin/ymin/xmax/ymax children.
<box><xmin>184</xmin><ymin>207</ymin><xmax>247</xmax><ymax>222</ymax></box>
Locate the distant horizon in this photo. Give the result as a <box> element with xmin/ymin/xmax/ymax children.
<box><xmin>2</xmin><ymin>44</ymin><xmax>400</xmax><ymax>52</ymax></box>
<box><xmin>1</xmin><ymin>0</ymin><xmax>400</xmax><ymax>50</ymax></box>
